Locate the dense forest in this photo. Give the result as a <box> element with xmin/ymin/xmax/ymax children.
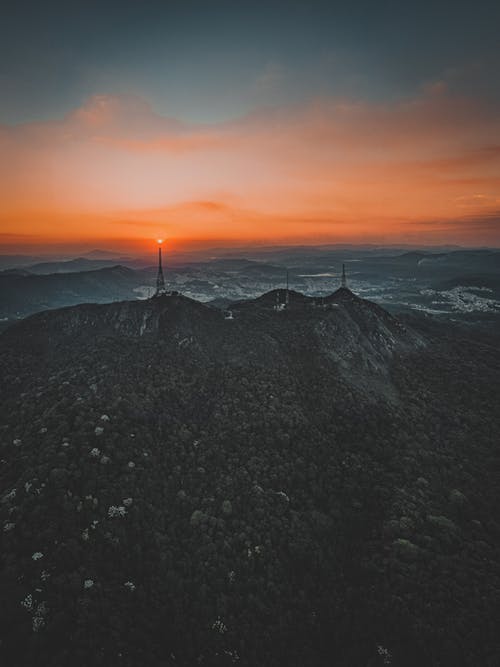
<box><xmin>1</xmin><ymin>291</ymin><xmax>499</xmax><ymax>666</ymax></box>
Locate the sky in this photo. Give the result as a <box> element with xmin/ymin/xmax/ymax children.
<box><xmin>1</xmin><ymin>0</ymin><xmax>499</xmax><ymax>252</ymax></box>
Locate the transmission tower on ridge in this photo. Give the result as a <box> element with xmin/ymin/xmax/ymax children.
<box><xmin>155</xmin><ymin>239</ymin><xmax>167</xmax><ymax>296</ymax></box>
<box><xmin>341</xmin><ymin>263</ymin><xmax>347</xmax><ymax>289</ymax></box>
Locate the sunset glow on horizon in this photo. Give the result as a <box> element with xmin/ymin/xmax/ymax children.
<box><xmin>1</xmin><ymin>1</ymin><xmax>499</xmax><ymax>253</ymax></box>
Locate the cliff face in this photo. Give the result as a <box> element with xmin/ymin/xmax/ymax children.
<box><xmin>316</xmin><ymin>288</ymin><xmax>425</xmax><ymax>373</ymax></box>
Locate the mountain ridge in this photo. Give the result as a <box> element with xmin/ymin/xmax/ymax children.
<box><xmin>2</xmin><ymin>288</ymin><xmax>426</xmax><ymax>402</ymax></box>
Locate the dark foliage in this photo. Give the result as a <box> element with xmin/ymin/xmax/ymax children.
<box><xmin>0</xmin><ymin>293</ymin><xmax>499</xmax><ymax>666</ymax></box>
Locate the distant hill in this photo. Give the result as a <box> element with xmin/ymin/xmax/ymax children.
<box><xmin>0</xmin><ymin>268</ymin><xmax>32</xmax><ymax>277</ymax></box>
<box><xmin>432</xmin><ymin>273</ymin><xmax>500</xmax><ymax>297</ymax></box>
<box><xmin>416</xmin><ymin>249</ymin><xmax>500</xmax><ymax>273</ymax></box>
<box><xmin>27</xmin><ymin>258</ymin><xmax>134</xmax><ymax>275</ymax></box>
<box><xmin>0</xmin><ymin>265</ymin><xmax>144</xmax><ymax>319</ymax></box>
<box><xmin>352</xmin><ymin>248</ymin><xmax>499</xmax><ymax>272</ymax></box>
<box><xmin>82</xmin><ymin>249</ymin><xmax>127</xmax><ymax>259</ymax></box>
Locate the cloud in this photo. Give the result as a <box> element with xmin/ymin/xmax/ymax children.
<box><xmin>1</xmin><ymin>89</ymin><xmax>500</xmax><ymax>246</ymax></box>
<box><xmin>454</xmin><ymin>194</ymin><xmax>500</xmax><ymax>209</ymax></box>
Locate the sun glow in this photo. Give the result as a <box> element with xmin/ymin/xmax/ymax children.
<box><xmin>1</xmin><ymin>91</ymin><xmax>500</xmax><ymax>252</ymax></box>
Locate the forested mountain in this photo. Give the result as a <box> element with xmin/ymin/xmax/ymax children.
<box><xmin>1</xmin><ymin>290</ymin><xmax>499</xmax><ymax>666</ymax></box>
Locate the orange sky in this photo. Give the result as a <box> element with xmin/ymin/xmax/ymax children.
<box><xmin>1</xmin><ymin>85</ymin><xmax>499</xmax><ymax>252</ymax></box>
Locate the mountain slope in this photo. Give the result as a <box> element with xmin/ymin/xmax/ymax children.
<box><xmin>0</xmin><ymin>293</ymin><xmax>499</xmax><ymax>667</ymax></box>
<box><xmin>7</xmin><ymin>290</ymin><xmax>424</xmax><ymax>391</ymax></box>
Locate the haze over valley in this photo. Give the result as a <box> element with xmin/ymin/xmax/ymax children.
<box><xmin>2</xmin><ymin>246</ymin><xmax>500</xmax><ymax>330</ymax></box>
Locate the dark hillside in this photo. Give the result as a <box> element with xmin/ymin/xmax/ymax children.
<box><xmin>0</xmin><ymin>292</ymin><xmax>499</xmax><ymax>666</ymax></box>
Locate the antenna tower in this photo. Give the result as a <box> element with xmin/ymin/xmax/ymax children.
<box><xmin>155</xmin><ymin>240</ymin><xmax>167</xmax><ymax>296</ymax></box>
<box><xmin>341</xmin><ymin>263</ymin><xmax>347</xmax><ymax>289</ymax></box>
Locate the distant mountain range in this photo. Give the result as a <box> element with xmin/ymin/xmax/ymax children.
<box><xmin>0</xmin><ymin>265</ymin><xmax>142</xmax><ymax>319</ymax></box>
<box><xmin>1</xmin><ymin>248</ymin><xmax>500</xmax><ymax>327</ymax></box>
<box><xmin>26</xmin><ymin>258</ymin><xmax>133</xmax><ymax>274</ymax></box>
<box><xmin>83</xmin><ymin>249</ymin><xmax>128</xmax><ymax>259</ymax></box>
